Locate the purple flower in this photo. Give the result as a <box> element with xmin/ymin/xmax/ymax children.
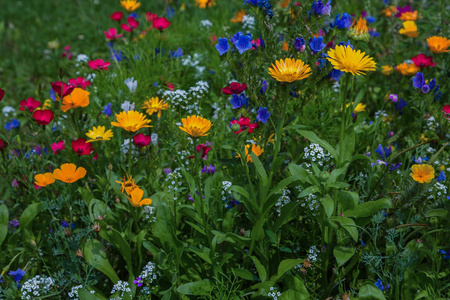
<box><xmin>421</xmin><ymin>85</ymin><xmax>430</xmax><ymax>93</ymax></box>
<box><xmin>310</xmin><ymin>0</ymin><xmax>331</xmax><ymax>16</ymax></box>
<box><xmin>61</xmin><ymin>221</ymin><xmax>69</xmax><ymax>228</ymax></box>
<box><xmin>8</xmin><ymin>220</ymin><xmax>19</xmax><ymax>227</ymax></box>
<box><xmin>375</xmin><ymin>144</ymin><xmax>392</xmax><ymax>159</ymax></box>
<box><xmin>389</xmin><ymin>94</ymin><xmax>398</xmax><ymax>102</ymax></box>
<box><xmin>329</xmin><ymin>69</ymin><xmax>343</xmax><ymax>81</ymax></box>
<box><xmin>163</xmin><ymin>168</ymin><xmax>172</xmax><ymax>175</ymax></box>
<box><xmin>232</xmin><ymin>32</ymin><xmax>253</xmax><ymax>54</ymax></box>
<box><xmin>389</xmin><ymin>163</ymin><xmax>402</xmax><ymax>172</ymax></box>
<box><xmin>394</xmin><ymin>98</ymin><xmax>407</xmax><ymax>111</ymax></box>
<box><xmin>201</xmin><ymin>165</ymin><xmax>216</xmax><ymax>174</ymax></box>
<box><xmin>230</xmin><ymin>93</ymin><xmax>249</xmax><ymax>109</ymax></box>
<box><xmin>334</xmin><ymin>13</ymin><xmax>352</xmax><ymax>29</ymax></box>
<box><xmin>308</xmin><ymin>36</ymin><xmax>326</xmax><ymax>54</ymax></box>
<box><xmin>294</xmin><ymin>37</ymin><xmax>306</xmax><ymax>51</ymax></box>
<box><xmin>260</xmin><ymin>80</ymin><xmax>267</xmax><ymax>94</ymax></box>
<box><xmin>170</xmin><ymin>47</ymin><xmax>183</xmax><ymax>58</ymax></box>
<box><xmin>9</xmin><ymin>268</ymin><xmax>25</xmax><ymax>283</ymax></box>
<box><xmin>215</xmin><ymin>38</ymin><xmax>229</xmax><ymax>56</ymax></box>
<box><xmin>133</xmin><ymin>277</ymin><xmax>143</xmax><ymax>287</ymax></box>
<box><xmin>256</xmin><ymin>107</ymin><xmax>270</xmax><ymax>124</ymax></box>
<box><xmin>412</xmin><ymin>72</ymin><xmax>425</xmax><ymax>89</ymax></box>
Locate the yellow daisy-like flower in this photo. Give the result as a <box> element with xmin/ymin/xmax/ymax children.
<box><xmin>111</xmin><ymin>110</ymin><xmax>151</xmax><ymax>132</ymax></box>
<box><xmin>395</xmin><ymin>62</ymin><xmax>420</xmax><ymax>76</ymax></box>
<box><xmin>410</xmin><ymin>164</ymin><xmax>435</xmax><ymax>183</ymax></box>
<box><xmin>268</xmin><ymin>58</ymin><xmax>312</xmax><ymax>83</ymax></box>
<box><xmin>346</xmin><ymin>102</ymin><xmax>366</xmax><ymax>113</ymax></box>
<box><xmin>120</xmin><ymin>0</ymin><xmax>141</xmax><ymax>12</ymax></box>
<box><xmin>236</xmin><ymin>144</ymin><xmax>264</xmax><ymax>163</ymax></box>
<box><xmin>141</xmin><ymin>97</ymin><xmax>169</xmax><ymax>118</ymax></box>
<box><xmin>179</xmin><ymin>115</ymin><xmax>212</xmax><ymax>138</ymax></box>
<box><xmin>85</xmin><ymin>126</ymin><xmax>114</xmax><ymax>143</ymax></box>
<box><xmin>116</xmin><ymin>174</ymin><xmax>139</xmax><ymax>195</ymax></box>
<box><xmin>349</xmin><ymin>17</ymin><xmax>369</xmax><ymax>41</ymax></box>
<box><xmin>53</xmin><ymin>163</ymin><xmax>87</xmax><ymax>184</ymax></box>
<box><xmin>381</xmin><ymin>65</ymin><xmax>393</xmax><ymax>75</ymax></box>
<box><xmin>126</xmin><ymin>188</ymin><xmax>152</xmax><ymax>207</ymax></box>
<box><xmin>195</xmin><ymin>0</ymin><xmax>216</xmax><ymax>8</ymax></box>
<box><xmin>399</xmin><ymin>11</ymin><xmax>418</xmax><ymax>21</ymax></box>
<box><xmin>231</xmin><ymin>10</ymin><xmax>246</xmax><ymax>23</ymax></box>
<box><xmin>34</xmin><ymin>173</ymin><xmax>55</xmax><ymax>187</ymax></box>
<box><xmin>326</xmin><ymin>45</ymin><xmax>377</xmax><ymax>76</ymax></box>
<box><xmin>426</xmin><ymin>36</ymin><xmax>450</xmax><ymax>53</ymax></box>
<box><xmin>399</xmin><ymin>21</ymin><xmax>419</xmax><ymax>38</ymax></box>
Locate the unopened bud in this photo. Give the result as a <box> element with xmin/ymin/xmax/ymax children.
<box><xmin>231</xmin><ymin>123</ymin><xmax>241</xmax><ymax>132</ymax></box>
<box><xmin>30</xmin><ymin>239</ymin><xmax>36</xmax><ymax>247</ymax></box>
<box><xmin>108</xmin><ymin>163</ymin><xmax>113</xmax><ymax>171</ymax></box>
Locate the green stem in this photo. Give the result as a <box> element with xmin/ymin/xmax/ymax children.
<box><xmin>339</xmin><ymin>74</ymin><xmax>350</xmax><ymax>165</ymax></box>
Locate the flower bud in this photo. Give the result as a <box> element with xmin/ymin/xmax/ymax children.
<box><xmin>231</xmin><ymin>123</ymin><xmax>241</xmax><ymax>132</ymax></box>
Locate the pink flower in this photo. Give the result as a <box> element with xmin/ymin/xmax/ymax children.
<box><xmin>121</xmin><ymin>17</ymin><xmax>139</xmax><ymax>32</ymax></box>
<box><xmin>68</xmin><ymin>77</ymin><xmax>91</xmax><ymax>89</ymax></box>
<box><xmin>196</xmin><ymin>144</ymin><xmax>212</xmax><ymax>160</ymax></box>
<box><xmin>19</xmin><ymin>97</ymin><xmax>41</xmax><ymax>112</ymax></box>
<box><xmin>88</xmin><ymin>59</ymin><xmax>111</xmax><ymax>70</ymax></box>
<box><xmin>145</xmin><ymin>12</ymin><xmax>158</xmax><ymax>22</ymax></box>
<box><xmin>133</xmin><ymin>133</ymin><xmax>151</xmax><ymax>147</ymax></box>
<box><xmin>51</xmin><ymin>141</ymin><xmax>65</xmax><ymax>154</ymax></box>
<box><xmin>443</xmin><ymin>105</ymin><xmax>450</xmax><ymax>120</ymax></box>
<box><xmin>62</xmin><ymin>45</ymin><xmax>72</xmax><ymax>60</ymax></box>
<box><xmin>51</xmin><ymin>81</ymin><xmax>75</xmax><ymax>98</ymax></box>
<box><xmin>152</xmin><ymin>17</ymin><xmax>170</xmax><ymax>31</ymax></box>
<box><xmin>104</xmin><ymin>28</ymin><xmax>124</xmax><ymax>40</ymax></box>
<box><xmin>110</xmin><ymin>11</ymin><xmax>123</xmax><ymax>22</ymax></box>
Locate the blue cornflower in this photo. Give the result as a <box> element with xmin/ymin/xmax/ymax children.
<box><xmin>129</xmin><ymin>12</ymin><xmax>138</xmax><ymax>19</ymax></box>
<box><xmin>310</xmin><ymin>0</ymin><xmax>331</xmax><ymax>16</ymax></box>
<box><xmin>437</xmin><ymin>170</ymin><xmax>446</xmax><ymax>182</ymax></box>
<box><xmin>256</xmin><ymin>107</ymin><xmax>270</xmax><ymax>124</ymax></box>
<box><xmin>394</xmin><ymin>98</ymin><xmax>408</xmax><ymax>111</ymax></box>
<box><xmin>167</xmin><ymin>7</ymin><xmax>175</xmax><ymax>18</ymax></box>
<box><xmin>338</xmin><ymin>40</ymin><xmax>353</xmax><ymax>49</ymax></box>
<box><xmin>334</xmin><ymin>13</ymin><xmax>352</xmax><ymax>29</ymax></box>
<box><xmin>102</xmin><ymin>103</ymin><xmax>112</xmax><ymax>117</ymax></box>
<box><xmin>294</xmin><ymin>37</ymin><xmax>306</xmax><ymax>51</ymax></box>
<box><xmin>260</xmin><ymin>80</ymin><xmax>267</xmax><ymax>94</ymax></box>
<box><xmin>375</xmin><ymin>279</ymin><xmax>385</xmax><ymax>291</ymax></box>
<box><xmin>61</xmin><ymin>221</ymin><xmax>69</xmax><ymax>228</ymax></box>
<box><xmin>49</xmin><ymin>88</ymin><xmax>56</xmax><ymax>101</ymax></box>
<box><xmin>329</xmin><ymin>69</ymin><xmax>343</xmax><ymax>81</ymax></box>
<box><xmin>366</xmin><ymin>16</ymin><xmax>376</xmax><ymax>23</ymax></box>
<box><xmin>9</xmin><ymin>269</ymin><xmax>26</xmax><ymax>283</ymax></box>
<box><xmin>4</xmin><ymin>123</ymin><xmax>11</xmax><ymax>131</ymax></box>
<box><xmin>375</xmin><ymin>144</ymin><xmax>392</xmax><ymax>159</ymax></box>
<box><xmin>369</xmin><ymin>30</ymin><xmax>380</xmax><ymax>37</ymax></box>
<box><xmin>389</xmin><ymin>163</ymin><xmax>402</xmax><ymax>172</ymax></box>
<box><xmin>412</xmin><ymin>72</ymin><xmax>425</xmax><ymax>88</ymax></box>
<box><xmin>215</xmin><ymin>37</ymin><xmax>229</xmax><ymax>56</ymax></box>
<box><xmin>170</xmin><ymin>47</ymin><xmax>183</xmax><ymax>58</ymax></box>
<box><xmin>230</xmin><ymin>93</ymin><xmax>249</xmax><ymax>109</ymax></box>
<box><xmin>309</xmin><ymin>36</ymin><xmax>326</xmax><ymax>54</ymax></box>
<box><xmin>11</xmin><ymin>119</ymin><xmax>20</xmax><ymax>128</ymax></box>
<box><xmin>232</xmin><ymin>32</ymin><xmax>253</xmax><ymax>54</ymax></box>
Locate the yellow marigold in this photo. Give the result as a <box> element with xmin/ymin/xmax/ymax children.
<box><xmin>268</xmin><ymin>58</ymin><xmax>312</xmax><ymax>83</ymax></box>
<box><xmin>410</xmin><ymin>164</ymin><xmax>435</xmax><ymax>183</ymax></box>
<box><xmin>231</xmin><ymin>10</ymin><xmax>246</xmax><ymax>23</ymax></box>
<box><xmin>399</xmin><ymin>21</ymin><xmax>419</xmax><ymax>38</ymax></box>
<box><xmin>382</xmin><ymin>5</ymin><xmax>397</xmax><ymax>17</ymax></box>
<box><xmin>237</xmin><ymin>144</ymin><xmax>264</xmax><ymax>163</ymax></box>
<box><xmin>111</xmin><ymin>110</ymin><xmax>151</xmax><ymax>132</ymax></box>
<box><xmin>61</xmin><ymin>88</ymin><xmax>90</xmax><ymax>112</ymax></box>
<box><xmin>427</xmin><ymin>36</ymin><xmax>450</xmax><ymax>53</ymax></box>
<box><xmin>120</xmin><ymin>0</ymin><xmax>141</xmax><ymax>12</ymax></box>
<box><xmin>141</xmin><ymin>97</ymin><xmax>169</xmax><ymax>118</ymax></box>
<box><xmin>195</xmin><ymin>0</ymin><xmax>216</xmax><ymax>8</ymax></box>
<box><xmin>395</xmin><ymin>62</ymin><xmax>420</xmax><ymax>76</ymax></box>
<box><xmin>326</xmin><ymin>45</ymin><xmax>377</xmax><ymax>76</ymax></box>
<box><xmin>381</xmin><ymin>65</ymin><xmax>394</xmax><ymax>75</ymax></box>
<box><xmin>399</xmin><ymin>10</ymin><xmax>418</xmax><ymax>21</ymax></box>
<box><xmin>34</xmin><ymin>173</ymin><xmax>55</xmax><ymax>187</ymax></box>
<box><xmin>179</xmin><ymin>115</ymin><xmax>212</xmax><ymax>138</ymax></box>
<box><xmin>116</xmin><ymin>174</ymin><xmax>139</xmax><ymax>195</ymax></box>
<box><xmin>349</xmin><ymin>17</ymin><xmax>369</xmax><ymax>41</ymax></box>
<box><xmin>347</xmin><ymin>102</ymin><xmax>366</xmax><ymax>113</ymax></box>
<box><xmin>53</xmin><ymin>163</ymin><xmax>86</xmax><ymax>183</ymax></box>
<box><xmin>126</xmin><ymin>188</ymin><xmax>152</xmax><ymax>207</ymax></box>
<box><xmin>85</xmin><ymin>126</ymin><xmax>114</xmax><ymax>143</ymax></box>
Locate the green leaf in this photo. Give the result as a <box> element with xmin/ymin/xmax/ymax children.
<box><xmin>78</xmin><ymin>289</ymin><xmax>102</xmax><ymax>300</ymax></box>
<box><xmin>267</xmin><ymin>175</ymin><xmax>304</xmax><ymax>199</ymax></box>
<box><xmin>338</xmin><ymin>191</ymin><xmax>359</xmax><ymax>211</ymax></box>
<box><xmin>177</xmin><ymin>280</ymin><xmax>212</xmax><ymax>295</ymax></box>
<box><xmin>331</xmin><ymin>217</ymin><xmax>358</xmax><ymax>242</ymax></box>
<box><xmin>358</xmin><ymin>283</ymin><xmax>387</xmax><ymax>300</ymax></box>
<box><xmin>0</xmin><ymin>204</ymin><xmax>8</xmax><ymax>246</ymax></box>
<box><xmin>189</xmin><ymin>246</ymin><xmax>212</xmax><ymax>264</ymax></box>
<box><xmin>288</xmin><ymin>164</ymin><xmax>312</xmax><ymax>184</ymax></box>
<box><xmin>270</xmin><ymin>259</ymin><xmax>303</xmax><ymax>282</ymax></box>
<box><xmin>19</xmin><ymin>202</ymin><xmax>44</xmax><ymax>229</ymax></box>
<box><xmin>154</xmin><ymin>202</ymin><xmax>183</xmax><ymax>258</ymax></box>
<box><xmin>339</xmin><ymin>125</ymin><xmax>355</xmax><ymax>164</ymax></box>
<box><xmin>279</xmin><ymin>290</ymin><xmax>310</xmax><ymax>300</ymax></box>
<box><xmin>344</xmin><ymin>199</ymin><xmax>392</xmax><ymax>218</ymax></box>
<box><xmin>333</xmin><ymin>246</ymin><xmax>356</xmax><ymax>266</ymax></box>
<box><xmin>250</xmin><ymin>152</ymin><xmax>268</xmax><ymax>187</ymax></box>
<box><xmin>425</xmin><ymin>209</ymin><xmax>448</xmax><ymax>218</ymax></box>
<box><xmin>326</xmin><ymin>167</ymin><xmax>348</xmax><ymax>185</ymax></box>
<box><xmin>296</xmin><ymin>130</ymin><xmax>338</xmax><ymax>161</ymax></box>
<box><xmin>84</xmin><ymin>239</ymin><xmax>119</xmax><ymax>283</ymax></box>
<box><xmin>251</xmin><ymin>256</ymin><xmax>267</xmax><ymax>282</ymax></box>
<box><xmin>274</xmin><ymin>201</ymin><xmax>301</xmax><ymax>232</ymax></box>
<box><xmin>320</xmin><ymin>195</ymin><xmax>334</xmax><ymax>218</ymax></box>
<box><xmin>232</xmin><ymin>268</ymin><xmax>255</xmax><ymax>281</ymax></box>
<box><xmin>298</xmin><ymin>186</ymin><xmax>320</xmax><ymax>198</ymax></box>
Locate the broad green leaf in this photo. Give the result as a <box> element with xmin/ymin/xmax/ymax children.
<box><xmin>19</xmin><ymin>202</ymin><xmax>44</xmax><ymax>229</ymax></box>
<box><xmin>251</xmin><ymin>219</ymin><xmax>265</xmax><ymax>241</ymax></box>
<box><xmin>274</xmin><ymin>201</ymin><xmax>301</xmax><ymax>232</ymax></box>
<box><xmin>154</xmin><ymin>202</ymin><xmax>183</xmax><ymax>257</ymax></box>
<box><xmin>78</xmin><ymin>289</ymin><xmax>102</xmax><ymax>300</ymax></box>
<box><xmin>333</xmin><ymin>246</ymin><xmax>356</xmax><ymax>266</ymax></box>
<box><xmin>251</xmin><ymin>256</ymin><xmax>267</xmax><ymax>282</ymax></box>
<box><xmin>358</xmin><ymin>283</ymin><xmax>387</xmax><ymax>300</ymax></box>
<box><xmin>270</xmin><ymin>259</ymin><xmax>303</xmax><ymax>282</ymax></box>
<box><xmin>84</xmin><ymin>239</ymin><xmax>119</xmax><ymax>283</ymax></box>
<box><xmin>189</xmin><ymin>246</ymin><xmax>212</xmax><ymax>264</ymax></box>
<box><xmin>326</xmin><ymin>167</ymin><xmax>348</xmax><ymax>185</ymax></box>
<box><xmin>288</xmin><ymin>164</ymin><xmax>312</xmax><ymax>184</ymax></box>
<box><xmin>279</xmin><ymin>290</ymin><xmax>309</xmax><ymax>300</ymax></box>
<box><xmin>320</xmin><ymin>195</ymin><xmax>334</xmax><ymax>218</ymax></box>
<box><xmin>339</xmin><ymin>125</ymin><xmax>355</xmax><ymax>164</ymax></box>
<box><xmin>177</xmin><ymin>280</ymin><xmax>212</xmax><ymax>295</ymax></box>
<box><xmin>344</xmin><ymin>199</ymin><xmax>392</xmax><ymax>218</ymax></box>
<box><xmin>296</xmin><ymin>130</ymin><xmax>338</xmax><ymax>161</ymax></box>
<box><xmin>298</xmin><ymin>186</ymin><xmax>320</xmax><ymax>198</ymax></box>
<box><xmin>0</xmin><ymin>204</ymin><xmax>8</xmax><ymax>246</ymax></box>
<box><xmin>250</xmin><ymin>152</ymin><xmax>268</xmax><ymax>187</ymax></box>
<box><xmin>331</xmin><ymin>217</ymin><xmax>358</xmax><ymax>242</ymax></box>
<box><xmin>425</xmin><ymin>209</ymin><xmax>448</xmax><ymax>218</ymax></box>
<box><xmin>338</xmin><ymin>191</ymin><xmax>359</xmax><ymax>211</ymax></box>
<box><xmin>232</xmin><ymin>268</ymin><xmax>255</xmax><ymax>281</ymax></box>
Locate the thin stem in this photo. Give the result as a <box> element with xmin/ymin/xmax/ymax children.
<box><xmin>339</xmin><ymin>74</ymin><xmax>350</xmax><ymax>165</ymax></box>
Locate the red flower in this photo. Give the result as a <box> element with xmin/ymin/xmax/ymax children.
<box><xmin>68</xmin><ymin>77</ymin><xmax>91</xmax><ymax>89</ymax></box>
<box><xmin>19</xmin><ymin>97</ymin><xmax>41</xmax><ymax>112</ymax></box>
<box><xmin>210</xmin><ymin>35</ymin><xmax>217</xmax><ymax>45</ymax></box>
<box><xmin>121</xmin><ymin>17</ymin><xmax>139</xmax><ymax>32</ymax></box>
<box><xmin>411</xmin><ymin>54</ymin><xmax>435</xmax><ymax>68</ymax></box>
<box><xmin>72</xmin><ymin>138</ymin><xmax>93</xmax><ymax>155</ymax></box>
<box><xmin>133</xmin><ymin>133</ymin><xmax>151</xmax><ymax>147</ymax></box>
<box><xmin>230</xmin><ymin>116</ymin><xmax>259</xmax><ymax>134</ymax></box>
<box><xmin>196</xmin><ymin>143</ymin><xmax>212</xmax><ymax>160</ymax></box>
<box><xmin>62</xmin><ymin>45</ymin><xmax>72</xmax><ymax>60</ymax></box>
<box><xmin>110</xmin><ymin>11</ymin><xmax>124</xmax><ymax>22</ymax></box>
<box><xmin>32</xmin><ymin>109</ymin><xmax>54</xmax><ymax>125</ymax></box>
<box><xmin>0</xmin><ymin>139</ymin><xmax>6</xmax><ymax>151</ymax></box>
<box><xmin>0</xmin><ymin>88</ymin><xmax>5</xmax><ymax>101</ymax></box>
<box><xmin>51</xmin><ymin>141</ymin><xmax>65</xmax><ymax>154</ymax></box>
<box><xmin>443</xmin><ymin>105</ymin><xmax>450</xmax><ymax>120</ymax></box>
<box><xmin>88</xmin><ymin>59</ymin><xmax>111</xmax><ymax>70</ymax></box>
<box><xmin>104</xmin><ymin>28</ymin><xmax>124</xmax><ymax>40</ymax></box>
<box><xmin>51</xmin><ymin>81</ymin><xmax>75</xmax><ymax>98</ymax></box>
<box><xmin>145</xmin><ymin>12</ymin><xmax>158</xmax><ymax>22</ymax></box>
<box><xmin>221</xmin><ymin>82</ymin><xmax>248</xmax><ymax>95</ymax></box>
<box><xmin>152</xmin><ymin>17</ymin><xmax>171</xmax><ymax>31</ymax></box>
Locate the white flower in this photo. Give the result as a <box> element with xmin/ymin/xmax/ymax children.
<box><xmin>2</xmin><ymin>106</ymin><xmax>16</xmax><ymax>117</ymax></box>
<box><xmin>76</xmin><ymin>54</ymin><xmax>89</xmax><ymax>62</ymax></box>
<box><xmin>200</xmin><ymin>20</ymin><xmax>213</xmax><ymax>28</ymax></box>
<box><xmin>151</xmin><ymin>133</ymin><xmax>158</xmax><ymax>146</ymax></box>
<box><xmin>121</xmin><ymin>100</ymin><xmax>135</xmax><ymax>112</ymax></box>
<box><xmin>124</xmin><ymin>77</ymin><xmax>138</xmax><ymax>93</ymax></box>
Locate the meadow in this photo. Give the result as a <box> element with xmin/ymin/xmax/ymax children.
<box><xmin>0</xmin><ymin>0</ymin><xmax>449</xmax><ymax>299</ymax></box>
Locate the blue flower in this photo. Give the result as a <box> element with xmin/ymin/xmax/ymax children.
<box><xmin>170</xmin><ymin>47</ymin><xmax>183</xmax><ymax>58</ymax></box>
<box><xmin>4</xmin><ymin>123</ymin><xmax>12</xmax><ymax>131</ymax></box>
<box><xmin>369</xmin><ymin>30</ymin><xmax>380</xmax><ymax>37</ymax></box>
<box><xmin>260</xmin><ymin>80</ymin><xmax>267</xmax><ymax>94</ymax></box>
<box><xmin>11</xmin><ymin>119</ymin><xmax>20</xmax><ymax>128</ymax></box>
<box><xmin>167</xmin><ymin>7</ymin><xmax>175</xmax><ymax>18</ymax></box>
<box><xmin>244</xmin><ymin>0</ymin><xmax>273</xmax><ymax>17</ymax></box>
<box><xmin>338</xmin><ymin>40</ymin><xmax>353</xmax><ymax>49</ymax></box>
<box><xmin>102</xmin><ymin>103</ymin><xmax>112</xmax><ymax>117</ymax></box>
<box><xmin>230</xmin><ymin>93</ymin><xmax>249</xmax><ymax>109</ymax></box>
<box><xmin>215</xmin><ymin>37</ymin><xmax>230</xmax><ymax>56</ymax></box>
<box><xmin>111</xmin><ymin>49</ymin><xmax>125</xmax><ymax>61</ymax></box>
<box><xmin>390</xmin><ymin>163</ymin><xmax>402</xmax><ymax>172</ymax></box>
<box><xmin>412</xmin><ymin>156</ymin><xmax>429</xmax><ymax>164</ymax></box>
<box><xmin>334</xmin><ymin>13</ymin><xmax>352</xmax><ymax>29</ymax></box>
<box><xmin>428</xmin><ymin>79</ymin><xmax>436</xmax><ymax>91</ymax></box>
<box><xmin>439</xmin><ymin>249</ymin><xmax>450</xmax><ymax>260</ymax></box>
<box><xmin>201</xmin><ymin>165</ymin><xmax>216</xmax><ymax>174</ymax></box>
<box><xmin>49</xmin><ymin>88</ymin><xmax>56</xmax><ymax>101</ymax></box>
<box><xmin>232</xmin><ymin>32</ymin><xmax>253</xmax><ymax>54</ymax></box>
<box><xmin>375</xmin><ymin>279</ymin><xmax>385</xmax><ymax>291</ymax></box>
<box><xmin>9</xmin><ymin>269</ymin><xmax>25</xmax><ymax>283</ymax></box>
<box><xmin>329</xmin><ymin>69</ymin><xmax>343</xmax><ymax>81</ymax></box>
<box><xmin>433</xmin><ymin>86</ymin><xmax>442</xmax><ymax>101</ymax></box>
<box><xmin>309</xmin><ymin>36</ymin><xmax>326</xmax><ymax>54</ymax></box>
<box><xmin>129</xmin><ymin>12</ymin><xmax>138</xmax><ymax>19</ymax></box>
<box><xmin>366</xmin><ymin>16</ymin><xmax>376</xmax><ymax>23</ymax></box>
<box><xmin>412</xmin><ymin>72</ymin><xmax>425</xmax><ymax>88</ymax></box>
<box><xmin>256</xmin><ymin>107</ymin><xmax>270</xmax><ymax>124</ymax></box>
<box><xmin>375</xmin><ymin>144</ymin><xmax>391</xmax><ymax>159</ymax></box>
<box><xmin>394</xmin><ymin>98</ymin><xmax>408</xmax><ymax>111</ymax></box>
<box><xmin>437</xmin><ymin>170</ymin><xmax>446</xmax><ymax>182</ymax></box>
<box><xmin>294</xmin><ymin>37</ymin><xmax>305</xmax><ymax>50</ymax></box>
<box><xmin>61</xmin><ymin>221</ymin><xmax>69</xmax><ymax>228</ymax></box>
<box><xmin>310</xmin><ymin>0</ymin><xmax>331</xmax><ymax>16</ymax></box>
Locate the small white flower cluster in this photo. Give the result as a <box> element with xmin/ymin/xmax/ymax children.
<box><xmin>426</xmin><ymin>147</ymin><xmax>436</xmax><ymax>153</ymax></box>
<box><xmin>165</xmin><ymin>168</ymin><xmax>184</xmax><ymax>203</ymax></box>
<box><xmin>425</xmin><ymin>115</ymin><xmax>437</xmax><ymax>129</ymax></box>
<box><xmin>427</xmin><ymin>182</ymin><xmax>448</xmax><ymax>200</ymax></box>
<box><xmin>275</xmin><ymin>189</ymin><xmax>291</xmax><ymax>216</ymax></box>
<box><xmin>296</xmin><ymin>186</ymin><xmax>319</xmax><ymax>216</ymax></box>
<box><xmin>332</xmin><ymin>81</ymin><xmax>340</xmax><ymax>93</ymax></box>
<box><xmin>111</xmin><ymin>280</ymin><xmax>132</xmax><ymax>300</ymax></box>
<box><xmin>2</xmin><ymin>106</ymin><xmax>16</xmax><ymax>117</ymax></box>
<box><xmin>181</xmin><ymin>54</ymin><xmax>206</xmax><ymax>76</ymax></box>
<box><xmin>242</xmin><ymin>15</ymin><xmax>255</xmax><ymax>30</ymax></box>
<box><xmin>121</xmin><ymin>139</ymin><xmax>138</xmax><ymax>156</ymax></box>
<box><xmin>140</xmin><ymin>261</ymin><xmax>159</xmax><ymax>283</ymax></box>
<box><xmin>307</xmin><ymin>245</ymin><xmax>320</xmax><ymax>262</ymax></box>
<box><xmin>142</xmin><ymin>206</ymin><xmax>156</xmax><ymax>223</ymax></box>
<box><xmin>374</xmin><ymin>110</ymin><xmax>388</xmax><ymax>120</ymax></box>
<box><xmin>160</xmin><ymin>81</ymin><xmax>208</xmax><ymax>114</ymax></box>
<box><xmin>303</xmin><ymin>143</ymin><xmax>332</xmax><ymax>167</ymax></box>
<box><xmin>200</xmin><ymin>19</ymin><xmax>213</xmax><ymax>28</ymax></box>
<box><xmin>267</xmin><ymin>287</ymin><xmax>281</xmax><ymax>300</ymax></box>
<box><xmin>86</xmin><ymin>73</ymin><xmax>96</xmax><ymax>82</ymax></box>
<box><xmin>211</xmin><ymin>102</ymin><xmax>222</xmax><ymax>120</ymax></box>
<box><xmin>68</xmin><ymin>285</ymin><xmax>96</xmax><ymax>299</ymax></box>
<box><xmin>221</xmin><ymin>181</ymin><xmax>233</xmax><ymax>207</ymax></box>
<box><xmin>121</xmin><ymin>100</ymin><xmax>135</xmax><ymax>112</ymax></box>
<box><xmin>21</xmin><ymin>275</ymin><xmax>54</xmax><ymax>300</ymax></box>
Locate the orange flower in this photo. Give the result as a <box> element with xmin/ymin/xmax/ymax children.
<box><xmin>395</xmin><ymin>62</ymin><xmax>420</xmax><ymax>76</ymax></box>
<box><xmin>282</xmin><ymin>41</ymin><xmax>289</xmax><ymax>51</ymax></box>
<box><xmin>280</xmin><ymin>0</ymin><xmax>290</xmax><ymax>8</ymax></box>
<box><xmin>53</xmin><ymin>163</ymin><xmax>87</xmax><ymax>183</ymax></box>
<box><xmin>399</xmin><ymin>21</ymin><xmax>419</xmax><ymax>38</ymax></box>
<box><xmin>126</xmin><ymin>188</ymin><xmax>152</xmax><ymax>207</ymax></box>
<box><xmin>116</xmin><ymin>174</ymin><xmax>139</xmax><ymax>195</ymax></box>
<box><xmin>427</xmin><ymin>36</ymin><xmax>450</xmax><ymax>53</ymax></box>
<box><xmin>399</xmin><ymin>10</ymin><xmax>418</xmax><ymax>21</ymax></box>
<box><xmin>61</xmin><ymin>88</ymin><xmax>90</xmax><ymax>112</ymax></box>
<box><xmin>410</xmin><ymin>164</ymin><xmax>435</xmax><ymax>183</ymax></box>
<box><xmin>381</xmin><ymin>65</ymin><xmax>393</xmax><ymax>75</ymax></box>
<box><xmin>34</xmin><ymin>173</ymin><xmax>55</xmax><ymax>187</ymax></box>
<box><xmin>382</xmin><ymin>6</ymin><xmax>397</xmax><ymax>17</ymax></box>
<box><xmin>231</xmin><ymin>10</ymin><xmax>246</xmax><ymax>23</ymax></box>
<box><xmin>237</xmin><ymin>144</ymin><xmax>264</xmax><ymax>163</ymax></box>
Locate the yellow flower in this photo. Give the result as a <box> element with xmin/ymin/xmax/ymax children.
<box><xmin>268</xmin><ymin>58</ymin><xmax>312</xmax><ymax>83</ymax></box>
<box><xmin>399</xmin><ymin>21</ymin><xmax>419</xmax><ymax>38</ymax></box>
<box><xmin>53</xmin><ymin>163</ymin><xmax>87</xmax><ymax>183</ymax></box>
<box><xmin>126</xmin><ymin>188</ymin><xmax>152</xmax><ymax>207</ymax></box>
<box><xmin>120</xmin><ymin>0</ymin><xmax>141</xmax><ymax>12</ymax></box>
<box><xmin>116</xmin><ymin>174</ymin><xmax>139</xmax><ymax>195</ymax></box>
<box><xmin>410</xmin><ymin>164</ymin><xmax>435</xmax><ymax>183</ymax></box>
<box><xmin>326</xmin><ymin>45</ymin><xmax>377</xmax><ymax>76</ymax></box>
<box><xmin>141</xmin><ymin>97</ymin><xmax>169</xmax><ymax>118</ymax></box>
<box><xmin>34</xmin><ymin>173</ymin><xmax>55</xmax><ymax>187</ymax></box>
<box><xmin>280</xmin><ymin>0</ymin><xmax>290</xmax><ymax>8</ymax></box>
<box><xmin>395</xmin><ymin>62</ymin><xmax>420</xmax><ymax>76</ymax></box>
<box><xmin>231</xmin><ymin>10</ymin><xmax>246</xmax><ymax>23</ymax></box>
<box><xmin>381</xmin><ymin>5</ymin><xmax>397</xmax><ymax>17</ymax></box>
<box><xmin>111</xmin><ymin>110</ymin><xmax>151</xmax><ymax>132</ymax></box>
<box><xmin>381</xmin><ymin>65</ymin><xmax>393</xmax><ymax>75</ymax></box>
<box><xmin>427</xmin><ymin>36</ymin><xmax>450</xmax><ymax>54</ymax></box>
<box><xmin>346</xmin><ymin>102</ymin><xmax>366</xmax><ymax>113</ymax></box>
<box><xmin>349</xmin><ymin>17</ymin><xmax>369</xmax><ymax>41</ymax></box>
<box><xmin>85</xmin><ymin>126</ymin><xmax>114</xmax><ymax>143</ymax></box>
<box><xmin>399</xmin><ymin>11</ymin><xmax>418</xmax><ymax>21</ymax></box>
<box><xmin>61</xmin><ymin>88</ymin><xmax>90</xmax><ymax>112</ymax></box>
<box><xmin>179</xmin><ymin>115</ymin><xmax>212</xmax><ymax>138</ymax></box>
<box><xmin>237</xmin><ymin>144</ymin><xmax>264</xmax><ymax>163</ymax></box>
<box><xmin>195</xmin><ymin>0</ymin><xmax>216</xmax><ymax>8</ymax></box>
